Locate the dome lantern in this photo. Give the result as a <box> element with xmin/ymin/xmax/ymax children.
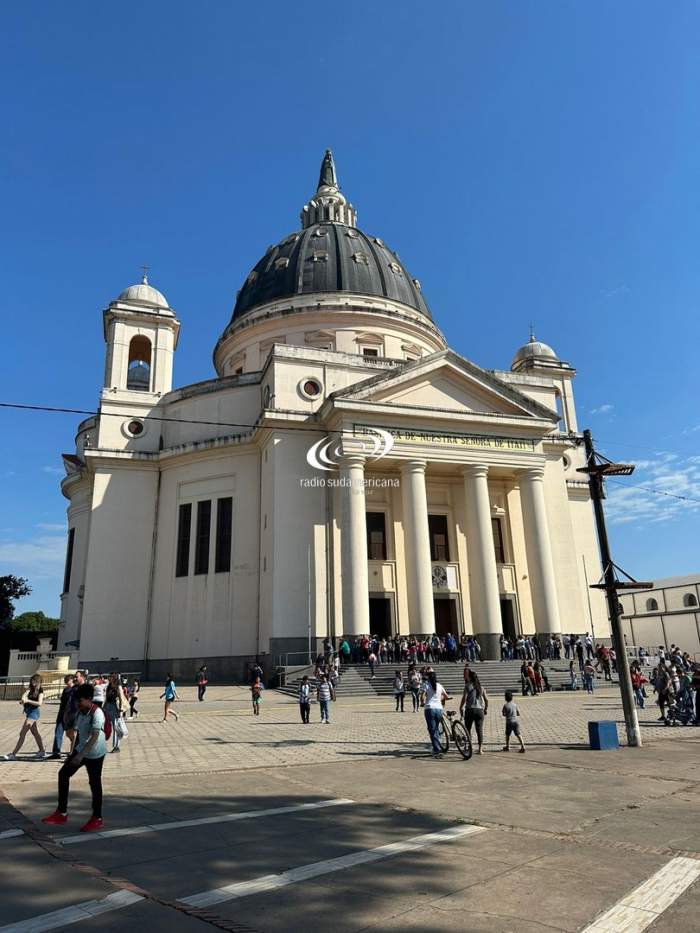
<box><xmin>511</xmin><ymin>329</ymin><xmax>561</xmax><ymax>372</ymax></box>
<box><xmin>300</xmin><ymin>149</ymin><xmax>357</xmax><ymax>229</ymax></box>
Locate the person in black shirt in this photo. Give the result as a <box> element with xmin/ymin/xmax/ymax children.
<box><xmin>50</xmin><ymin>674</ymin><xmax>74</xmax><ymax>759</ymax></box>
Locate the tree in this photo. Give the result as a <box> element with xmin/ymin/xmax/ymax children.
<box><xmin>11</xmin><ymin>611</ymin><xmax>59</xmax><ymax>632</ymax></box>
<box><xmin>0</xmin><ymin>576</ymin><xmax>32</xmax><ymax>628</ymax></box>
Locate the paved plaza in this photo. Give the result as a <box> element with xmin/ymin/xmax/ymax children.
<box><xmin>0</xmin><ymin>682</ymin><xmax>699</xmax><ymax>932</ymax></box>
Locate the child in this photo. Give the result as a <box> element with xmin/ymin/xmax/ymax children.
<box><xmin>583</xmin><ymin>659</ymin><xmax>596</xmax><ymax>694</ymax></box>
<box><xmin>251</xmin><ymin>677</ymin><xmax>263</xmax><ymax>715</ymax></box>
<box><xmin>299</xmin><ymin>676</ymin><xmax>311</xmax><ymax>724</ymax></box>
<box><xmin>502</xmin><ymin>690</ymin><xmax>525</xmax><ymax>753</ymax></box>
<box><xmin>569</xmin><ymin>660</ymin><xmax>579</xmax><ymax>691</ymax></box>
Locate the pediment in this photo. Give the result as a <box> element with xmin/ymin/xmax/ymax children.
<box><xmin>332</xmin><ymin>351</ymin><xmax>558</xmax><ymax>422</ymax></box>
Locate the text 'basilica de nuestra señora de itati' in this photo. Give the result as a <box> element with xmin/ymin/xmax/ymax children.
<box><xmin>57</xmin><ymin>151</ymin><xmax>608</xmax><ymax>678</ymax></box>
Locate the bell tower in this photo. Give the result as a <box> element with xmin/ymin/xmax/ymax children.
<box><xmin>103</xmin><ymin>272</ymin><xmax>180</xmax><ymax>398</ymax></box>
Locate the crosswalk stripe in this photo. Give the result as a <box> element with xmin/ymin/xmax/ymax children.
<box><xmin>0</xmin><ymin>890</ymin><xmax>143</xmax><ymax>932</ymax></box>
<box><xmin>180</xmin><ymin>823</ymin><xmax>486</xmax><ymax>908</ymax></box>
<box><xmin>582</xmin><ymin>856</ymin><xmax>700</xmax><ymax>932</ymax></box>
<box><xmin>57</xmin><ymin>797</ymin><xmax>354</xmax><ymax>845</ymax></box>
<box><xmin>0</xmin><ymin>829</ymin><xmax>24</xmax><ymax>840</ymax></box>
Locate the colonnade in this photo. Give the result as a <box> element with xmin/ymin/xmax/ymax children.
<box><xmin>338</xmin><ymin>456</ymin><xmax>562</xmax><ymax>659</ymax></box>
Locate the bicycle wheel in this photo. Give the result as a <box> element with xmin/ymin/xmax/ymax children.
<box><xmin>452</xmin><ymin>719</ymin><xmax>472</xmax><ymax>760</ymax></box>
<box><xmin>437</xmin><ymin>717</ymin><xmax>450</xmax><ymax>754</ymax></box>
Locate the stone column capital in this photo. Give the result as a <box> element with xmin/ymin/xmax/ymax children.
<box><xmin>520</xmin><ymin>466</ymin><xmax>545</xmax><ymax>483</ymax></box>
<box><xmin>462</xmin><ymin>463</ymin><xmax>489</xmax><ymax>479</ymax></box>
<box><xmin>400</xmin><ymin>459</ymin><xmax>427</xmax><ymax>475</ymax></box>
<box><xmin>338</xmin><ymin>454</ymin><xmax>366</xmax><ymax>470</ymax></box>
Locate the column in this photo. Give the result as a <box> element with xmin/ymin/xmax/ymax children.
<box><xmin>400</xmin><ymin>460</ymin><xmax>435</xmax><ymax>635</ymax></box>
<box><xmin>519</xmin><ymin>467</ymin><xmax>562</xmax><ymax>635</ymax></box>
<box><xmin>339</xmin><ymin>455</ymin><xmax>370</xmax><ymax>636</ymax></box>
<box><xmin>463</xmin><ymin>464</ymin><xmax>502</xmax><ymax>660</ymax></box>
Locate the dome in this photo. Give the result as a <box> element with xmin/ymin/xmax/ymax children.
<box><xmin>118</xmin><ymin>276</ymin><xmax>170</xmax><ymax>309</ymax></box>
<box><xmin>229</xmin><ymin>150</ymin><xmax>432</xmax><ymax>323</ymax></box>
<box><xmin>231</xmin><ymin>222</ymin><xmax>432</xmax><ymax>321</ymax></box>
<box><xmin>511</xmin><ymin>332</ymin><xmax>560</xmax><ymax>371</ymax></box>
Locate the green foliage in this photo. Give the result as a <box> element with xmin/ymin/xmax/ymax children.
<box><xmin>11</xmin><ymin>610</ymin><xmax>59</xmax><ymax>632</ymax></box>
<box><xmin>0</xmin><ymin>575</ymin><xmax>32</xmax><ymax>628</ymax></box>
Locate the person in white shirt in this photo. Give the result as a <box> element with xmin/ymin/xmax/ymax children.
<box><xmin>298</xmin><ymin>676</ymin><xmax>311</xmax><ymax>724</ymax></box>
<box><xmin>423</xmin><ymin>671</ymin><xmax>451</xmax><ymax>758</ymax></box>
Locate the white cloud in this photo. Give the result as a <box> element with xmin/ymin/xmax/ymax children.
<box><xmin>591</xmin><ymin>403</ymin><xmax>614</xmax><ymax>415</ymax></box>
<box><xmin>0</xmin><ymin>534</ymin><xmax>66</xmax><ymax>582</ymax></box>
<box><xmin>601</xmin><ymin>285</ymin><xmax>630</xmax><ymax>299</ymax></box>
<box><xmin>41</xmin><ymin>466</ymin><xmax>64</xmax><ymax>476</ymax></box>
<box><xmin>605</xmin><ymin>453</ymin><xmax>700</xmax><ymax>527</ymax></box>
<box><xmin>36</xmin><ymin>522</ymin><xmax>65</xmax><ymax>532</ymax></box>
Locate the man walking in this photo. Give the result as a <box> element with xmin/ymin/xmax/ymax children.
<box><xmin>316</xmin><ymin>673</ymin><xmax>335</xmax><ymax>723</ymax></box>
<box><xmin>49</xmin><ymin>674</ymin><xmax>74</xmax><ymax>760</ymax></box>
<box><xmin>197</xmin><ymin>666</ymin><xmax>208</xmax><ymax>702</ymax></box>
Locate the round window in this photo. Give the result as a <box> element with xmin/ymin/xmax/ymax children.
<box><xmin>127</xmin><ymin>420</ymin><xmax>144</xmax><ymax>436</ymax></box>
<box><xmin>299</xmin><ymin>378</ymin><xmax>322</xmax><ymax>400</ymax></box>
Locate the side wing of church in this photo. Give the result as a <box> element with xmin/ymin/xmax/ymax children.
<box><xmin>57</xmin><ymin>151</ymin><xmax>608</xmax><ymax>677</ymax></box>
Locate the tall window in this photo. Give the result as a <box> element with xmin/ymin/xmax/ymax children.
<box><xmin>366</xmin><ymin>512</ymin><xmax>387</xmax><ymax>560</ymax></box>
<box><xmin>428</xmin><ymin>515</ymin><xmax>450</xmax><ymax>561</ymax></box>
<box><xmin>127</xmin><ymin>336</ymin><xmax>152</xmax><ymax>391</ymax></box>
<box><xmin>215</xmin><ymin>497</ymin><xmax>233</xmax><ymax>573</ymax></box>
<box><xmin>492</xmin><ymin>518</ymin><xmax>506</xmax><ymax>564</ymax></box>
<box><xmin>62</xmin><ymin>528</ymin><xmax>75</xmax><ymax>594</ymax></box>
<box><xmin>195</xmin><ymin>500</ymin><xmax>212</xmax><ymax>575</ymax></box>
<box><xmin>176</xmin><ymin>504</ymin><xmax>192</xmax><ymax>577</ymax></box>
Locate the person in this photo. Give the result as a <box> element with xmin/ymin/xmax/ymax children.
<box><xmin>299</xmin><ymin>675</ymin><xmax>311</xmax><ymax>724</ymax></box>
<box><xmin>654</xmin><ymin>662</ymin><xmax>673</xmax><ymax>723</ymax></box>
<box><xmin>63</xmin><ymin>670</ymin><xmax>86</xmax><ymax>754</ymax></box>
<box><xmin>502</xmin><ymin>690</ymin><xmax>525</xmax><ymax>753</ymax></box>
<box><xmin>251</xmin><ymin>676</ymin><xmax>263</xmax><ymax>715</ymax></box>
<box><xmin>368</xmin><ymin>650</ymin><xmax>377</xmax><ymax>680</ymax></box>
<box><xmin>317</xmin><ymin>673</ymin><xmax>335</xmax><ymax>723</ymax></box>
<box><xmin>197</xmin><ymin>666</ymin><xmax>208</xmax><ymax>702</ymax></box>
<box><xmin>250</xmin><ymin>661</ymin><xmax>264</xmax><ymax>686</ymax></box>
<box><xmin>339</xmin><ymin>638</ymin><xmax>351</xmax><ymax>667</ymax></box>
<box><xmin>393</xmin><ymin>670</ymin><xmax>406</xmax><ymax>712</ymax></box>
<box><xmin>2</xmin><ymin>674</ymin><xmax>46</xmax><ymax>760</ymax></box>
<box><xmin>128</xmin><ymin>678</ymin><xmax>140</xmax><ymax>718</ymax></box>
<box><xmin>631</xmin><ymin>667</ymin><xmax>647</xmax><ymax>709</ymax></box>
<box><xmin>583</xmin><ymin>659</ymin><xmax>596</xmax><ymax>694</ymax></box>
<box><xmin>50</xmin><ymin>674</ymin><xmax>74</xmax><ymax>759</ymax></box>
<box><xmin>105</xmin><ymin>672</ymin><xmax>126</xmax><ymax>752</ymax></box>
<box><xmin>161</xmin><ymin>674</ymin><xmax>180</xmax><ymax>722</ymax></box>
<box><xmin>41</xmin><ymin>682</ymin><xmax>106</xmax><ymax>832</ymax></box>
<box><xmin>407</xmin><ymin>666</ymin><xmax>421</xmax><ymax>712</ymax></box>
<box><xmin>423</xmin><ymin>671</ymin><xmax>450</xmax><ymax>758</ymax></box>
<box><xmin>461</xmin><ymin>668</ymin><xmax>488</xmax><ymax>755</ymax></box>
<box><xmin>569</xmin><ymin>660</ymin><xmax>579</xmax><ymax>691</ymax></box>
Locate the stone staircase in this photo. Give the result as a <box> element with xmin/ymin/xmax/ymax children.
<box><xmin>278</xmin><ymin>659</ymin><xmax>580</xmax><ymax>700</ymax></box>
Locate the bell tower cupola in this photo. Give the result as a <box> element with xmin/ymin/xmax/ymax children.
<box><xmin>300</xmin><ymin>149</ymin><xmax>357</xmax><ymax>228</ymax></box>
<box><xmin>102</xmin><ymin>270</ymin><xmax>181</xmax><ymax>398</ymax></box>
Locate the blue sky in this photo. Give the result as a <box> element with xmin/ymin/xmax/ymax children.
<box><xmin>1</xmin><ymin>1</ymin><xmax>698</xmax><ymax>615</ymax></box>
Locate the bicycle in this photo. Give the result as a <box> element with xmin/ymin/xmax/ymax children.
<box><xmin>437</xmin><ymin>709</ymin><xmax>472</xmax><ymax>759</ymax></box>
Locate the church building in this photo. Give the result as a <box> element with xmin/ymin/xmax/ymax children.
<box><xmin>58</xmin><ymin>151</ymin><xmax>608</xmax><ymax>677</ymax></box>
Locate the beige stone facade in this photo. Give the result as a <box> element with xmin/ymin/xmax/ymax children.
<box><xmin>57</xmin><ymin>154</ymin><xmax>609</xmax><ymax>676</ymax></box>
<box><xmin>619</xmin><ymin>574</ymin><xmax>700</xmax><ymax>655</ymax></box>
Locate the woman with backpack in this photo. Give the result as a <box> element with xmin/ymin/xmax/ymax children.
<box><xmin>2</xmin><ymin>673</ymin><xmax>45</xmax><ymax>760</ymax></box>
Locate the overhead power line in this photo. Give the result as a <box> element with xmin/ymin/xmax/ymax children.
<box><xmin>607</xmin><ymin>477</ymin><xmax>700</xmax><ymax>505</ymax></box>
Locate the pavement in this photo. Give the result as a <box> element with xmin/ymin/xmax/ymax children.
<box><xmin>0</xmin><ymin>681</ymin><xmax>699</xmax><ymax>932</ymax></box>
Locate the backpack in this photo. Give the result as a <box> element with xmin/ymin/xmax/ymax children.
<box><xmin>91</xmin><ymin>703</ymin><xmax>112</xmax><ymax>741</ymax></box>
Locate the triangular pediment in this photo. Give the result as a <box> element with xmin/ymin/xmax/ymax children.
<box><xmin>331</xmin><ymin>350</ymin><xmax>558</xmax><ymax>422</ymax></box>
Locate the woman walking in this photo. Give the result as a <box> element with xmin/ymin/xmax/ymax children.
<box><xmin>461</xmin><ymin>668</ymin><xmax>488</xmax><ymax>755</ymax></box>
<box><xmin>2</xmin><ymin>674</ymin><xmax>46</xmax><ymax>760</ymax></box>
<box><xmin>408</xmin><ymin>666</ymin><xmax>421</xmax><ymax>712</ymax></box>
<box><xmin>423</xmin><ymin>671</ymin><xmax>450</xmax><ymax>758</ymax></box>
<box><xmin>105</xmin><ymin>673</ymin><xmax>127</xmax><ymax>753</ymax></box>
<box><xmin>128</xmin><ymin>678</ymin><xmax>140</xmax><ymax>718</ymax></box>
<box><xmin>393</xmin><ymin>670</ymin><xmax>406</xmax><ymax>712</ymax></box>
<box><xmin>160</xmin><ymin>674</ymin><xmax>180</xmax><ymax>722</ymax></box>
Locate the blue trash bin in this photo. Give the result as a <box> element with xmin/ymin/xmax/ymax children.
<box><xmin>588</xmin><ymin>720</ymin><xmax>619</xmax><ymax>750</ymax></box>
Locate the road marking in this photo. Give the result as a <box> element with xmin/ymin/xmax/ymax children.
<box><xmin>582</xmin><ymin>856</ymin><xmax>700</xmax><ymax>932</ymax></box>
<box><xmin>0</xmin><ymin>829</ymin><xmax>24</xmax><ymax>840</ymax></box>
<box><xmin>0</xmin><ymin>890</ymin><xmax>143</xmax><ymax>932</ymax></box>
<box><xmin>181</xmin><ymin>823</ymin><xmax>486</xmax><ymax>908</ymax></box>
<box><xmin>57</xmin><ymin>797</ymin><xmax>354</xmax><ymax>845</ymax></box>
